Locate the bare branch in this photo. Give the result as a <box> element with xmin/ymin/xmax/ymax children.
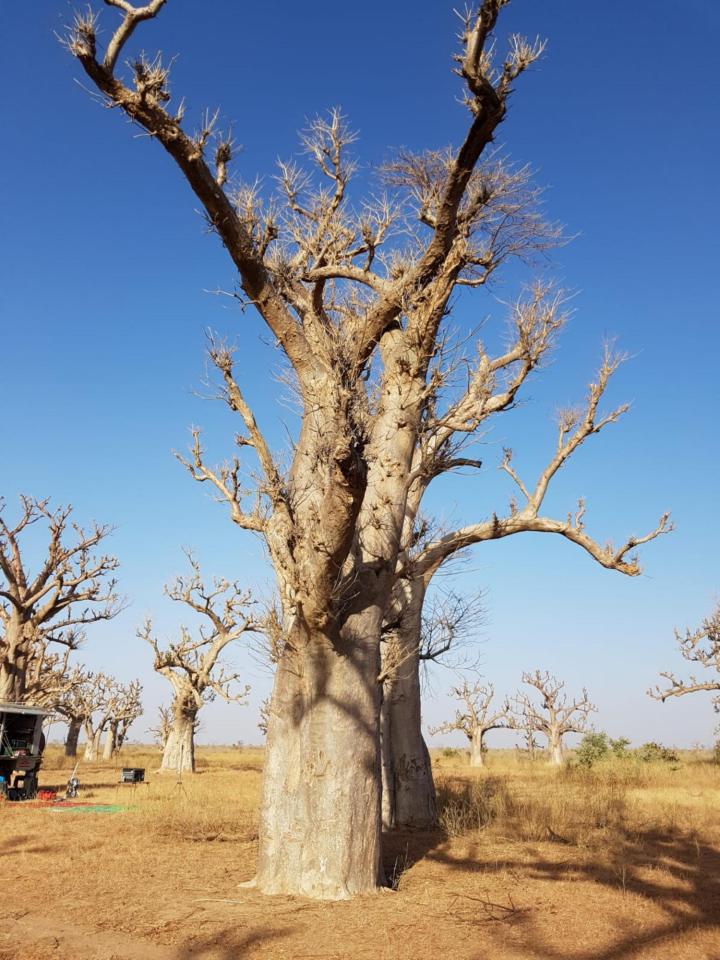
<box><xmin>649</xmin><ymin>602</ymin><xmax>720</xmax><ymax>707</ymax></box>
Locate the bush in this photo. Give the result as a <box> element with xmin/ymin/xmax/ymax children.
<box><xmin>636</xmin><ymin>741</ymin><xmax>678</xmax><ymax>764</ymax></box>
<box><xmin>436</xmin><ymin>776</ymin><xmax>512</xmax><ymax>835</ymax></box>
<box><xmin>441</xmin><ymin>747</ymin><xmax>462</xmax><ymax>760</ymax></box>
<box><xmin>714</xmin><ymin>740</ymin><xmax>720</xmax><ymax>765</ymax></box>
<box><xmin>436</xmin><ymin>771</ymin><xmax>626</xmax><ymax>844</ymax></box>
<box><xmin>575</xmin><ymin>732</ymin><xmax>630</xmax><ymax>767</ymax></box>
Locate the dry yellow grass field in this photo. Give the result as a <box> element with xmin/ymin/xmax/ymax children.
<box><xmin>1</xmin><ymin>744</ymin><xmax>719</xmax><ymax>959</ymax></box>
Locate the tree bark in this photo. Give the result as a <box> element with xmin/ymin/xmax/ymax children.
<box><xmin>470</xmin><ymin>729</ymin><xmax>485</xmax><ymax>768</ymax></box>
<box><xmin>65</xmin><ymin>719</ymin><xmax>81</xmax><ymax>758</ymax></box>
<box><xmin>380</xmin><ymin>691</ymin><xmax>395</xmax><ymax>830</ymax></box>
<box><xmin>84</xmin><ymin>726</ymin><xmax>102</xmax><ymax>761</ymax></box>
<box><xmin>160</xmin><ymin>701</ymin><xmax>197</xmax><ymax>774</ymax></box>
<box><xmin>0</xmin><ymin>618</ymin><xmax>28</xmax><ymax>702</ymax></box>
<box><xmin>256</xmin><ymin>618</ymin><xmax>384</xmax><ymax>900</ymax></box>
<box><xmin>102</xmin><ymin>721</ymin><xmax>118</xmax><ymax>760</ymax></box>
<box><xmin>382</xmin><ymin>581</ymin><xmax>438</xmax><ymax>830</ymax></box>
<box><xmin>549</xmin><ymin>731</ymin><xmax>563</xmax><ymax>765</ymax></box>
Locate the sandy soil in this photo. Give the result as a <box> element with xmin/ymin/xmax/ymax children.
<box><xmin>1</xmin><ymin>751</ymin><xmax>719</xmax><ymax>960</ymax></box>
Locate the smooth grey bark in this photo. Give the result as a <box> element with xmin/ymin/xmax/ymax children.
<box><xmin>382</xmin><ymin>580</ymin><xmax>437</xmax><ymax>830</ymax></box>
<box><xmin>256</xmin><ymin>617</ymin><xmax>384</xmax><ymax>900</ymax></box>
<box><xmin>380</xmin><ymin>691</ymin><xmax>395</xmax><ymax>830</ymax></box>
<box><xmin>0</xmin><ymin>617</ymin><xmax>28</xmax><ymax>702</ymax></box>
<box><xmin>83</xmin><ymin>726</ymin><xmax>102</xmax><ymax>762</ymax></box>
<box><xmin>550</xmin><ymin>732</ymin><xmax>563</xmax><ymax>766</ymax></box>
<box><xmin>470</xmin><ymin>728</ymin><xmax>486</xmax><ymax>767</ymax></box>
<box><xmin>102</xmin><ymin>720</ymin><xmax>118</xmax><ymax>760</ymax></box>
<box><xmin>160</xmin><ymin>699</ymin><xmax>197</xmax><ymax>774</ymax></box>
<box><xmin>65</xmin><ymin>719</ymin><xmax>81</xmax><ymax>758</ymax></box>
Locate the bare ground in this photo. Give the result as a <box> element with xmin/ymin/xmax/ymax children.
<box><xmin>1</xmin><ymin>748</ymin><xmax>719</xmax><ymax>960</ymax></box>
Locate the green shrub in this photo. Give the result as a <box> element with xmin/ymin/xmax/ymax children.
<box><xmin>636</xmin><ymin>741</ymin><xmax>678</xmax><ymax>764</ymax></box>
<box><xmin>575</xmin><ymin>732</ymin><xmax>630</xmax><ymax>767</ymax></box>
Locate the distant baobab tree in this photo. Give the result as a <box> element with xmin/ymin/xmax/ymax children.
<box><xmin>80</xmin><ymin>673</ymin><xmax>116</xmax><ymax>761</ymax></box>
<box><xmin>66</xmin><ymin>0</ymin><xmax>669</xmax><ymax>898</ymax></box>
<box><xmin>101</xmin><ymin>679</ymin><xmax>143</xmax><ymax>759</ymax></box>
<box><xmin>507</xmin><ymin>670</ymin><xmax>596</xmax><ymax>765</ymax></box>
<box><xmin>430</xmin><ymin>678</ymin><xmax>511</xmax><ymax>767</ymax></box>
<box><xmin>0</xmin><ymin>496</ymin><xmax>122</xmax><ymax>703</ymax></box>
<box><xmin>55</xmin><ymin>666</ymin><xmax>96</xmax><ymax>758</ymax></box>
<box><xmin>140</xmin><ymin>556</ymin><xmax>259</xmax><ymax>773</ymax></box>
<box><xmin>649</xmin><ymin>601</ymin><xmax>720</xmax><ymax>714</ymax></box>
<box><xmin>150</xmin><ymin>705</ymin><xmax>173</xmax><ymax>753</ymax></box>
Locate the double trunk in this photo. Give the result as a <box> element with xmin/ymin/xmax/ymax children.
<box><xmin>256</xmin><ymin>615</ymin><xmax>384</xmax><ymax>900</ymax></box>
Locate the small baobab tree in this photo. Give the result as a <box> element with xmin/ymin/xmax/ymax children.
<box><xmin>65</xmin><ymin>0</ymin><xmax>670</xmax><ymax>897</ymax></box>
<box><xmin>430</xmin><ymin>678</ymin><xmax>511</xmax><ymax>767</ymax></box>
<box><xmin>102</xmin><ymin>679</ymin><xmax>143</xmax><ymax>759</ymax></box>
<box><xmin>79</xmin><ymin>673</ymin><xmax>116</xmax><ymax>761</ymax></box>
<box><xmin>150</xmin><ymin>705</ymin><xmax>173</xmax><ymax>753</ymax></box>
<box><xmin>649</xmin><ymin>601</ymin><xmax>720</xmax><ymax>718</ymax></box>
<box><xmin>141</xmin><ymin>557</ymin><xmax>259</xmax><ymax>773</ymax></box>
<box><xmin>507</xmin><ymin>670</ymin><xmax>596</xmax><ymax>765</ymax></box>
<box><xmin>55</xmin><ymin>666</ymin><xmax>97</xmax><ymax>758</ymax></box>
<box><xmin>0</xmin><ymin>496</ymin><xmax>121</xmax><ymax>703</ymax></box>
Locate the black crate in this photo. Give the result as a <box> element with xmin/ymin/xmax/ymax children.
<box><xmin>119</xmin><ymin>767</ymin><xmax>145</xmax><ymax>783</ymax></box>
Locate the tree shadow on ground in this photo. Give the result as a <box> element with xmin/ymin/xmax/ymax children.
<box><xmin>426</xmin><ymin>829</ymin><xmax>720</xmax><ymax>960</ymax></box>
<box><xmin>0</xmin><ymin>833</ymin><xmax>58</xmax><ymax>857</ymax></box>
<box><xmin>172</xmin><ymin>925</ymin><xmax>294</xmax><ymax>960</ymax></box>
<box><xmin>382</xmin><ymin>827</ymin><xmax>446</xmax><ymax>886</ymax></box>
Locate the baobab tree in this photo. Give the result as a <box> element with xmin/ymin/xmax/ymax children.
<box><xmin>23</xmin><ymin>636</ymin><xmax>79</xmax><ymax>712</ymax></box>
<box><xmin>0</xmin><ymin>496</ymin><xmax>121</xmax><ymax>703</ymax></box>
<box><xmin>79</xmin><ymin>673</ymin><xmax>116</xmax><ymax>761</ymax></box>
<box><xmin>507</xmin><ymin>670</ymin><xmax>596</xmax><ymax>765</ymax></box>
<box><xmin>649</xmin><ymin>601</ymin><xmax>720</xmax><ymax>716</ymax></box>
<box><xmin>55</xmin><ymin>666</ymin><xmax>96</xmax><ymax>758</ymax></box>
<box><xmin>150</xmin><ymin>705</ymin><xmax>173</xmax><ymax>752</ymax></box>
<box><xmin>430</xmin><ymin>678</ymin><xmax>511</xmax><ymax>767</ymax></box>
<box><xmin>65</xmin><ymin>1</ymin><xmax>669</xmax><ymax>898</ymax></box>
<box><xmin>140</xmin><ymin>557</ymin><xmax>259</xmax><ymax>773</ymax></box>
<box><xmin>102</xmin><ymin>679</ymin><xmax>143</xmax><ymax>759</ymax></box>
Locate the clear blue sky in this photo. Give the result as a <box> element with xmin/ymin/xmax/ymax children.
<box><xmin>1</xmin><ymin>1</ymin><xmax>718</xmax><ymax>748</ymax></box>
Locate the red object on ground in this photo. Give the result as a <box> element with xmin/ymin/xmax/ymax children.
<box><xmin>36</xmin><ymin>789</ymin><xmax>57</xmax><ymax>801</ymax></box>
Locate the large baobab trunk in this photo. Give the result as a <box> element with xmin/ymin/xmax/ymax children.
<box><xmin>102</xmin><ymin>720</ymin><xmax>118</xmax><ymax>760</ymax></box>
<box><xmin>84</xmin><ymin>726</ymin><xmax>102</xmax><ymax>762</ymax></box>
<box><xmin>65</xmin><ymin>719</ymin><xmax>81</xmax><ymax>757</ymax></box>
<box><xmin>0</xmin><ymin>618</ymin><xmax>28</xmax><ymax>702</ymax></box>
<box><xmin>470</xmin><ymin>729</ymin><xmax>486</xmax><ymax>768</ymax></box>
<box><xmin>549</xmin><ymin>731</ymin><xmax>563</xmax><ymax>766</ymax></box>
<box><xmin>256</xmin><ymin>621</ymin><xmax>384</xmax><ymax>900</ymax></box>
<box><xmin>382</xmin><ymin>582</ymin><xmax>437</xmax><ymax>830</ymax></box>
<box><xmin>160</xmin><ymin>699</ymin><xmax>198</xmax><ymax>774</ymax></box>
<box><xmin>0</xmin><ymin>662</ymin><xmax>24</xmax><ymax>703</ymax></box>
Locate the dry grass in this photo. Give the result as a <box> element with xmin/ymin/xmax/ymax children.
<box><xmin>1</xmin><ymin>744</ymin><xmax>719</xmax><ymax>960</ymax></box>
<box><xmin>435</xmin><ymin>749</ymin><xmax>720</xmax><ymax>844</ymax></box>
